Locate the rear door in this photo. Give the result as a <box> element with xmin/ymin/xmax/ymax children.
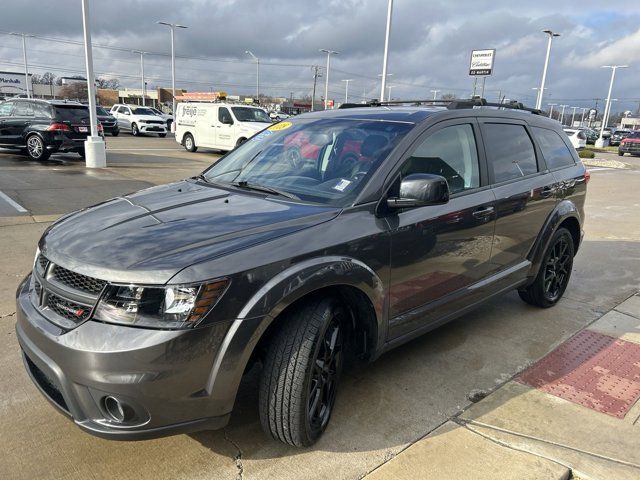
<box><xmin>387</xmin><ymin>119</ymin><xmax>497</xmax><ymax>339</ymax></box>
<box><xmin>117</xmin><ymin>106</ymin><xmax>132</xmax><ymax>129</ymax></box>
<box><xmin>480</xmin><ymin>119</ymin><xmax>558</xmax><ymax>271</ymax></box>
<box><xmin>199</xmin><ymin>105</ymin><xmax>218</xmax><ymax>147</ymax></box>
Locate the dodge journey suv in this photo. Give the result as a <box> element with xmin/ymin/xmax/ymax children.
<box><xmin>16</xmin><ymin>98</ymin><xmax>587</xmax><ymax>447</ymax></box>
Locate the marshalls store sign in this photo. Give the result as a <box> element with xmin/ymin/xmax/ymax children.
<box><xmin>469</xmin><ymin>50</ymin><xmax>496</xmax><ymax>76</ymax></box>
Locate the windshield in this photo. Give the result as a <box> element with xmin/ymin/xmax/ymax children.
<box><xmin>96</xmin><ymin>106</ymin><xmax>109</xmax><ymax>116</ymax></box>
<box><xmin>132</xmin><ymin>107</ymin><xmax>156</xmax><ymax>116</ymax></box>
<box><xmin>54</xmin><ymin>106</ymin><xmax>89</xmax><ymax>123</ymax></box>
<box><xmin>202</xmin><ymin>118</ymin><xmax>412</xmax><ymax>206</ymax></box>
<box><xmin>231</xmin><ymin>107</ymin><xmax>271</xmax><ymax>123</ymax></box>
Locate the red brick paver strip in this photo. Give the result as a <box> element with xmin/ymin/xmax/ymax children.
<box><xmin>517</xmin><ymin>330</ymin><xmax>640</xmax><ymax>418</ymax></box>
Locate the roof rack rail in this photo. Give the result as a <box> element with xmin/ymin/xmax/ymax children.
<box><xmin>338</xmin><ymin>97</ymin><xmax>543</xmax><ymax>115</ymax></box>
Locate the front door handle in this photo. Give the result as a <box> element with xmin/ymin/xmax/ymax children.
<box><xmin>472</xmin><ymin>206</ymin><xmax>495</xmax><ymax>219</ymax></box>
<box><xmin>540</xmin><ymin>186</ymin><xmax>557</xmax><ymax>198</ymax></box>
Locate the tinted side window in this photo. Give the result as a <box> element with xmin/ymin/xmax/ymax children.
<box><xmin>484</xmin><ymin>124</ymin><xmax>537</xmax><ymax>183</ymax></box>
<box><xmin>219</xmin><ymin>107</ymin><xmax>232</xmax><ymax>123</ymax></box>
<box><xmin>33</xmin><ymin>103</ymin><xmax>52</xmax><ymax>119</ymax></box>
<box><xmin>400</xmin><ymin>124</ymin><xmax>480</xmax><ymax>194</ymax></box>
<box><xmin>531</xmin><ymin>127</ymin><xmax>575</xmax><ymax>170</ymax></box>
<box><xmin>13</xmin><ymin>102</ymin><xmax>34</xmax><ymax>117</ymax></box>
<box><xmin>0</xmin><ymin>102</ymin><xmax>13</xmax><ymax>117</ymax></box>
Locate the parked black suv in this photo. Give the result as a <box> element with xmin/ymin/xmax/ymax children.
<box><xmin>609</xmin><ymin>129</ymin><xmax>631</xmax><ymax>147</ymax></box>
<box><xmin>96</xmin><ymin>106</ymin><xmax>119</xmax><ymax>136</ymax></box>
<box><xmin>0</xmin><ymin>98</ymin><xmax>103</xmax><ymax>160</ymax></box>
<box><xmin>16</xmin><ymin>98</ymin><xmax>587</xmax><ymax>447</ymax></box>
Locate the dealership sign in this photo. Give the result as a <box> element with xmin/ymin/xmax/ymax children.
<box><xmin>0</xmin><ymin>71</ymin><xmax>32</xmax><ymax>94</ymax></box>
<box><xmin>469</xmin><ymin>49</ymin><xmax>496</xmax><ymax>76</ymax></box>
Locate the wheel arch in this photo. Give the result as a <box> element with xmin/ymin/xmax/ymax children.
<box><xmin>203</xmin><ymin>257</ymin><xmax>385</xmax><ymax>414</ymax></box>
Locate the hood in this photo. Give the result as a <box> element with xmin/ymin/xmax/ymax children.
<box><xmin>134</xmin><ymin>114</ymin><xmax>164</xmax><ymax>121</ymax></box>
<box><xmin>40</xmin><ymin>180</ymin><xmax>339</xmax><ymax>283</ymax></box>
<box><xmin>97</xmin><ymin>114</ymin><xmax>116</xmax><ymax>122</ymax></box>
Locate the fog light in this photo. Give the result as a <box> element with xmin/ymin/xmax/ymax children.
<box><xmin>103</xmin><ymin>396</ymin><xmax>126</xmax><ymax>423</ymax></box>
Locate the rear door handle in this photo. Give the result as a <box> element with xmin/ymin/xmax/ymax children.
<box><xmin>472</xmin><ymin>206</ymin><xmax>494</xmax><ymax>219</ymax></box>
<box><xmin>540</xmin><ymin>186</ymin><xmax>556</xmax><ymax>198</ymax></box>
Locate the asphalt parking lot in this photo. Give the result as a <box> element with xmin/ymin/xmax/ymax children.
<box><xmin>0</xmin><ymin>136</ymin><xmax>639</xmax><ymax>479</ymax></box>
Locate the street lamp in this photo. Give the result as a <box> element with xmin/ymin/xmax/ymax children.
<box><xmin>548</xmin><ymin>103</ymin><xmax>557</xmax><ymax>119</ymax></box>
<box><xmin>341</xmin><ymin>79</ymin><xmax>353</xmax><ymax>103</ymax></box>
<box><xmin>378</xmin><ymin>73</ymin><xmax>393</xmax><ymax>101</ymax></box>
<box><xmin>559</xmin><ymin>104</ymin><xmax>568</xmax><ymax>125</ymax></box>
<box><xmin>320</xmin><ymin>49</ymin><xmax>339</xmax><ymax>109</ymax></box>
<box><xmin>597</xmin><ymin>65</ymin><xmax>628</xmax><ymax>146</ymax></box>
<box><xmin>157</xmin><ymin>21</ymin><xmax>188</xmax><ymax>115</ymax></box>
<box><xmin>536</xmin><ymin>29</ymin><xmax>560</xmax><ymax>110</ymax></box>
<box><xmin>580</xmin><ymin>107</ymin><xmax>587</xmax><ymax>126</ymax></box>
<box><xmin>387</xmin><ymin>85</ymin><xmax>394</xmax><ymax>100</ymax></box>
<box><xmin>380</xmin><ymin>0</ymin><xmax>393</xmax><ymax>103</ymax></box>
<box><xmin>80</xmin><ymin>0</ymin><xmax>106</xmax><ymax>168</ymax></box>
<box><xmin>430</xmin><ymin>89</ymin><xmax>440</xmax><ymax>100</ymax></box>
<box><xmin>245</xmin><ymin>50</ymin><xmax>259</xmax><ymax>103</ymax></box>
<box><xmin>9</xmin><ymin>32</ymin><xmax>34</xmax><ymax>98</ymax></box>
<box><xmin>570</xmin><ymin>106</ymin><xmax>579</xmax><ymax>127</ymax></box>
<box><xmin>132</xmin><ymin>50</ymin><xmax>147</xmax><ymax>106</ymax></box>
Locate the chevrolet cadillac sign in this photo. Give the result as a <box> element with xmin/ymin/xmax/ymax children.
<box><xmin>469</xmin><ymin>49</ymin><xmax>496</xmax><ymax>76</ymax></box>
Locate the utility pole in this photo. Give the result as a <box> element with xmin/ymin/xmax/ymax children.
<box><xmin>320</xmin><ymin>49</ymin><xmax>339</xmax><ymax>109</ymax></box>
<box><xmin>570</xmin><ymin>106</ymin><xmax>578</xmax><ymax>127</ymax></box>
<box><xmin>559</xmin><ymin>104</ymin><xmax>568</xmax><ymax>125</ymax></box>
<box><xmin>10</xmin><ymin>33</ymin><xmax>34</xmax><ymax>98</ymax></box>
<box><xmin>380</xmin><ymin>0</ymin><xmax>393</xmax><ymax>102</ymax></box>
<box><xmin>431</xmin><ymin>89</ymin><xmax>440</xmax><ymax>100</ymax></box>
<box><xmin>536</xmin><ymin>30</ymin><xmax>560</xmax><ymax>110</ymax></box>
<box><xmin>132</xmin><ymin>50</ymin><xmax>146</xmax><ymax>105</ymax></box>
<box><xmin>245</xmin><ymin>50</ymin><xmax>259</xmax><ymax>103</ymax></box>
<box><xmin>311</xmin><ymin>65</ymin><xmax>321</xmax><ymax>112</ymax></box>
<box><xmin>341</xmin><ymin>79</ymin><xmax>353</xmax><ymax>103</ymax></box>
<box><xmin>597</xmin><ymin>65</ymin><xmax>628</xmax><ymax>146</ymax></box>
<box><xmin>548</xmin><ymin>103</ymin><xmax>557</xmax><ymax>119</ymax></box>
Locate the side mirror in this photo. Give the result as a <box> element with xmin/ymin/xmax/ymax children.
<box><xmin>387</xmin><ymin>173</ymin><xmax>449</xmax><ymax>209</ymax></box>
<box><xmin>124</xmin><ymin>111</ymin><xmax>130</xmax><ymax>116</ymax></box>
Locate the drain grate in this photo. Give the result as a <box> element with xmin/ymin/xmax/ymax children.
<box><xmin>517</xmin><ymin>330</ymin><xmax>640</xmax><ymax>418</ymax></box>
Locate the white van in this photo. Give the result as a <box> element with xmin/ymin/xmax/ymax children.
<box><xmin>174</xmin><ymin>102</ymin><xmax>272</xmax><ymax>152</ymax></box>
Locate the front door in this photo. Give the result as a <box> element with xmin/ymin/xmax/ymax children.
<box><xmin>0</xmin><ymin>101</ymin><xmax>15</xmax><ymax>145</ymax></box>
<box><xmin>387</xmin><ymin>120</ymin><xmax>497</xmax><ymax>339</ymax></box>
<box><xmin>4</xmin><ymin>101</ymin><xmax>34</xmax><ymax>146</ymax></box>
<box><xmin>216</xmin><ymin>106</ymin><xmax>235</xmax><ymax>149</ymax></box>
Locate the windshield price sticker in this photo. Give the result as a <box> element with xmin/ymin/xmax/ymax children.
<box><xmin>333</xmin><ymin>179</ymin><xmax>352</xmax><ymax>191</ymax></box>
<box><xmin>268</xmin><ymin>121</ymin><xmax>293</xmax><ymax>132</ymax></box>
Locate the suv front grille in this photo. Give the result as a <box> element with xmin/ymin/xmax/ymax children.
<box><xmin>146</xmin><ymin>120</ymin><xmax>164</xmax><ymax>125</ymax></box>
<box><xmin>52</xmin><ymin>265</ymin><xmax>107</xmax><ymax>295</ymax></box>
<box><xmin>32</xmin><ymin>254</ymin><xmax>105</xmax><ymax>329</ymax></box>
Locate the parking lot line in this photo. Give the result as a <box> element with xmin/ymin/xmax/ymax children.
<box><xmin>0</xmin><ymin>190</ymin><xmax>27</xmax><ymax>213</ymax></box>
<box><xmin>107</xmin><ymin>148</ymin><xmax>181</xmax><ymax>151</ymax></box>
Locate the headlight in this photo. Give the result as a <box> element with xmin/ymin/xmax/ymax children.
<box><xmin>94</xmin><ymin>279</ymin><xmax>228</xmax><ymax>329</ymax></box>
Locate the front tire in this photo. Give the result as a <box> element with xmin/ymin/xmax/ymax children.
<box><xmin>131</xmin><ymin>123</ymin><xmax>140</xmax><ymax>136</ymax></box>
<box><xmin>26</xmin><ymin>134</ymin><xmax>50</xmax><ymax>161</ymax></box>
<box><xmin>158</xmin><ymin>133</ymin><xmax>167</xmax><ymax>138</ymax></box>
<box><xmin>111</xmin><ymin>129</ymin><xmax>120</xmax><ymax>137</ymax></box>
<box><xmin>183</xmin><ymin>133</ymin><xmax>197</xmax><ymax>152</ymax></box>
<box><xmin>618</xmin><ymin>151</ymin><xmax>624</xmax><ymax>156</ymax></box>
<box><xmin>518</xmin><ymin>227</ymin><xmax>574</xmax><ymax>308</ymax></box>
<box><xmin>235</xmin><ymin>137</ymin><xmax>247</xmax><ymax>148</ymax></box>
<box><xmin>259</xmin><ymin>297</ymin><xmax>345</xmax><ymax>447</ymax></box>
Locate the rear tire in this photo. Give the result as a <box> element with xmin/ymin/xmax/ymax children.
<box><xmin>259</xmin><ymin>297</ymin><xmax>346</xmax><ymax>447</ymax></box>
<box><xmin>518</xmin><ymin>227</ymin><xmax>574</xmax><ymax>308</ymax></box>
<box><xmin>183</xmin><ymin>133</ymin><xmax>197</xmax><ymax>152</ymax></box>
<box><xmin>26</xmin><ymin>134</ymin><xmax>50</xmax><ymax>161</ymax></box>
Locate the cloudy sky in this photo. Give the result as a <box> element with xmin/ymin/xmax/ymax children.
<box><xmin>1</xmin><ymin>0</ymin><xmax>639</xmax><ymax>113</ymax></box>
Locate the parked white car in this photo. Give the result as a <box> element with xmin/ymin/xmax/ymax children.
<box><xmin>109</xmin><ymin>104</ymin><xmax>168</xmax><ymax>137</ymax></box>
<box><xmin>148</xmin><ymin>107</ymin><xmax>174</xmax><ymax>130</ymax></box>
<box><xmin>175</xmin><ymin>102</ymin><xmax>272</xmax><ymax>152</ymax></box>
<box><xmin>269</xmin><ymin>111</ymin><xmax>289</xmax><ymax>121</ymax></box>
<box><xmin>563</xmin><ymin>128</ymin><xmax>586</xmax><ymax>150</ymax></box>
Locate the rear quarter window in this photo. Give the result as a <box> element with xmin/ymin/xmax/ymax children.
<box><xmin>532</xmin><ymin>127</ymin><xmax>576</xmax><ymax>170</ymax></box>
<box><xmin>483</xmin><ymin>123</ymin><xmax>538</xmax><ymax>183</ymax></box>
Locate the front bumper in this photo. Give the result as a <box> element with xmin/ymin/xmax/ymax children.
<box><xmin>619</xmin><ymin>143</ymin><xmax>640</xmax><ymax>155</ymax></box>
<box><xmin>15</xmin><ymin>276</ymin><xmax>235</xmax><ymax>440</ymax></box>
<box><xmin>138</xmin><ymin>124</ymin><xmax>167</xmax><ymax>134</ymax></box>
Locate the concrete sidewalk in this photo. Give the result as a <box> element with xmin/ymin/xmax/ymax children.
<box><xmin>366</xmin><ymin>294</ymin><xmax>640</xmax><ymax>480</ymax></box>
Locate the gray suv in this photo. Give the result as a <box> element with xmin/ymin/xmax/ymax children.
<box><xmin>16</xmin><ymin>98</ymin><xmax>587</xmax><ymax>447</ymax></box>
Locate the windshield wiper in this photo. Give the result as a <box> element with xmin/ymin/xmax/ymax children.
<box><xmin>232</xmin><ymin>181</ymin><xmax>299</xmax><ymax>200</ymax></box>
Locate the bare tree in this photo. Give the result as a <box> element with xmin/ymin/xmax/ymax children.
<box><xmin>60</xmin><ymin>82</ymin><xmax>88</xmax><ymax>101</ymax></box>
<box><xmin>95</xmin><ymin>78</ymin><xmax>120</xmax><ymax>90</ymax></box>
<box><xmin>441</xmin><ymin>93</ymin><xmax>457</xmax><ymax>100</ymax></box>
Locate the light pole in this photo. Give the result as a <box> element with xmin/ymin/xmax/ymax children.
<box><xmin>605</xmin><ymin>99</ymin><xmax>618</xmax><ymax>132</ymax></box>
<box><xmin>132</xmin><ymin>50</ymin><xmax>147</xmax><ymax>106</ymax></box>
<box><xmin>10</xmin><ymin>32</ymin><xmax>34</xmax><ymax>98</ymax></box>
<box><xmin>431</xmin><ymin>89</ymin><xmax>440</xmax><ymax>100</ymax></box>
<box><xmin>580</xmin><ymin>107</ymin><xmax>587</xmax><ymax>126</ymax></box>
<box><xmin>597</xmin><ymin>65</ymin><xmax>628</xmax><ymax>146</ymax></box>
<box><xmin>80</xmin><ymin>0</ymin><xmax>105</xmax><ymax>168</ymax></box>
<box><xmin>380</xmin><ymin>0</ymin><xmax>393</xmax><ymax>103</ymax></box>
<box><xmin>341</xmin><ymin>79</ymin><xmax>353</xmax><ymax>103</ymax></box>
<box><xmin>320</xmin><ymin>49</ymin><xmax>339</xmax><ymax>109</ymax></box>
<box><xmin>245</xmin><ymin>50</ymin><xmax>259</xmax><ymax>103</ymax></box>
<box><xmin>378</xmin><ymin>73</ymin><xmax>393</xmax><ymax>101</ymax></box>
<box><xmin>559</xmin><ymin>104</ymin><xmax>568</xmax><ymax>125</ymax></box>
<box><xmin>570</xmin><ymin>106</ymin><xmax>579</xmax><ymax>127</ymax></box>
<box><xmin>387</xmin><ymin>85</ymin><xmax>394</xmax><ymax>100</ymax></box>
<box><xmin>548</xmin><ymin>103</ymin><xmax>557</xmax><ymax>119</ymax></box>
<box><xmin>536</xmin><ymin>29</ymin><xmax>560</xmax><ymax>110</ymax></box>
<box><xmin>157</xmin><ymin>21</ymin><xmax>188</xmax><ymax>115</ymax></box>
